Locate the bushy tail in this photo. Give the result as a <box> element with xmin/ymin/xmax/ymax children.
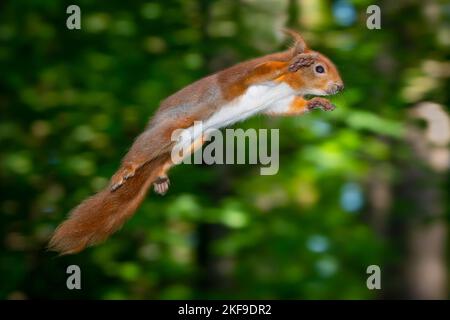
<box><xmin>48</xmin><ymin>155</ymin><xmax>169</xmax><ymax>255</ymax></box>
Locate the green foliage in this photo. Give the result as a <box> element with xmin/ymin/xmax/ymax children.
<box><xmin>0</xmin><ymin>0</ymin><xmax>448</xmax><ymax>299</ymax></box>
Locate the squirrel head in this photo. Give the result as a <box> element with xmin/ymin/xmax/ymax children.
<box><xmin>282</xmin><ymin>29</ymin><xmax>344</xmax><ymax>96</ymax></box>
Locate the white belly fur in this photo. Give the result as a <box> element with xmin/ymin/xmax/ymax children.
<box><xmin>175</xmin><ymin>82</ymin><xmax>295</xmax><ymax>148</ymax></box>
<box><xmin>205</xmin><ymin>82</ymin><xmax>294</xmax><ymax>129</ymax></box>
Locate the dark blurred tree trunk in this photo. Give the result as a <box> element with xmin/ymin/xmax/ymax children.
<box><xmin>368</xmin><ymin>0</ymin><xmax>448</xmax><ymax>299</ymax></box>
<box><xmin>398</xmin><ymin>106</ymin><xmax>448</xmax><ymax>299</ymax></box>
<box><xmin>287</xmin><ymin>0</ymin><xmax>300</xmax><ymax>28</ymax></box>
<box><xmin>195</xmin><ymin>0</ymin><xmax>233</xmax><ymax>297</ymax></box>
<box><xmin>383</xmin><ymin>104</ymin><xmax>448</xmax><ymax>299</ymax></box>
<box><xmin>367</xmin><ymin>165</ymin><xmax>392</xmax><ymax>237</ymax></box>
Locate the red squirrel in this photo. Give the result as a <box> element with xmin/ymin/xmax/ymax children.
<box><xmin>49</xmin><ymin>29</ymin><xmax>344</xmax><ymax>254</ymax></box>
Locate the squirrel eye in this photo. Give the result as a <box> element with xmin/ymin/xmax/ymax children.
<box><xmin>315</xmin><ymin>65</ymin><xmax>325</xmax><ymax>74</ymax></box>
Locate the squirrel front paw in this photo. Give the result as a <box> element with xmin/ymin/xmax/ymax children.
<box><xmin>153</xmin><ymin>176</ymin><xmax>170</xmax><ymax>195</ymax></box>
<box><xmin>110</xmin><ymin>163</ymin><xmax>138</xmax><ymax>191</ymax></box>
<box><xmin>307</xmin><ymin>97</ymin><xmax>336</xmax><ymax>112</ymax></box>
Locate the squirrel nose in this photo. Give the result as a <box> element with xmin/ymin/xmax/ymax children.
<box><xmin>336</xmin><ymin>83</ymin><xmax>344</xmax><ymax>92</ymax></box>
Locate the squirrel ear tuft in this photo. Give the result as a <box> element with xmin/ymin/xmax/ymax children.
<box><xmin>288</xmin><ymin>53</ymin><xmax>317</xmax><ymax>72</ymax></box>
<box><xmin>282</xmin><ymin>28</ymin><xmax>308</xmax><ymax>55</ymax></box>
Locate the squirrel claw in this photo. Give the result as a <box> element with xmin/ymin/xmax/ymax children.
<box><xmin>307</xmin><ymin>97</ymin><xmax>336</xmax><ymax>112</ymax></box>
<box><xmin>110</xmin><ymin>164</ymin><xmax>137</xmax><ymax>191</ymax></box>
<box><xmin>111</xmin><ymin>181</ymin><xmax>123</xmax><ymax>192</ymax></box>
<box><xmin>153</xmin><ymin>176</ymin><xmax>170</xmax><ymax>195</ymax></box>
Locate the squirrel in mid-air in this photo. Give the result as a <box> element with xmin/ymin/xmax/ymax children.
<box><xmin>49</xmin><ymin>29</ymin><xmax>344</xmax><ymax>254</ymax></box>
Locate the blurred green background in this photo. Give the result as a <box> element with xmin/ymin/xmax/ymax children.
<box><xmin>0</xmin><ymin>0</ymin><xmax>449</xmax><ymax>299</ymax></box>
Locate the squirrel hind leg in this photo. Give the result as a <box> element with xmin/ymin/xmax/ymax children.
<box><xmin>153</xmin><ymin>158</ymin><xmax>173</xmax><ymax>195</ymax></box>
<box><xmin>153</xmin><ymin>176</ymin><xmax>170</xmax><ymax>195</ymax></box>
<box><xmin>110</xmin><ymin>163</ymin><xmax>138</xmax><ymax>191</ymax></box>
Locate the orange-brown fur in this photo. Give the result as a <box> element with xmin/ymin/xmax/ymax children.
<box><xmin>286</xmin><ymin>96</ymin><xmax>309</xmax><ymax>115</ymax></box>
<box><xmin>49</xmin><ymin>155</ymin><xmax>171</xmax><ymax>254</ymax></box>
<box><xmin>49</xmin><ymin>29</ymin><xmax>343</xmax><ymax>254</ymax></box>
